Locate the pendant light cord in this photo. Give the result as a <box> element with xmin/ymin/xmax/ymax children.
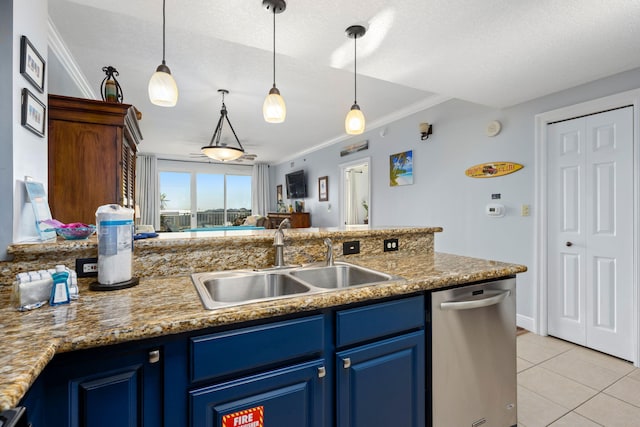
<box><xmin>272</xmin><ymin>9</ymin><xmax>276</xmax><ymax>88</ymax></box>
<box><xmin>162</xmin><ymin>0</ymin><xmax>166</xmax><ymax>65</ymax></box>
<box><xmin>353</xmin><ymin>35</ymin><xmax>357</xmax><ymax>104</ymax></box>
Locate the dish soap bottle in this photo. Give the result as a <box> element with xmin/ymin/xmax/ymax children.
<box><xmin>49</xmin><ymin>265</ymin><xmax>70</xmax><ymax>306</ymax></box>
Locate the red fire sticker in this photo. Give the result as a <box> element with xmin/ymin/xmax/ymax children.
<box><xmin>222</xmin><ymin>406</ymin><xmax>264</xmax><ymax>427</ymax></box>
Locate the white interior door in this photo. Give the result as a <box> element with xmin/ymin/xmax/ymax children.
<box><xmin>547</xmin><ymin>106</ymin><xmax>634</xmax><ymax>361</ymax></box>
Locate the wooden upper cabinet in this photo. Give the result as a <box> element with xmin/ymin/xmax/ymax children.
<box><xmin>48</xmin><ymin>95</ymin><xmax>142</xmax><ymax>225</ymax></box>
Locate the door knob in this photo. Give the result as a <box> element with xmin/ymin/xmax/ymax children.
<box><xmin>566</xmin><ymin>242</ymin><xmax>573</xmax><ymax>247</ymax></box>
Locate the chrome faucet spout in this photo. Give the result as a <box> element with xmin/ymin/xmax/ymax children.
<box><xmin>273</xmin><ymin>218</ymin><xmax>291</xmax><ymax>267</ymax></box>
<box><xmin>324</xmin><ymin>238</ymin><xmax>334</xmax><ymax>266</ymax></box>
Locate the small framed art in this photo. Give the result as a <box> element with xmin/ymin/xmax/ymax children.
<box><xmin>318</xmin><ymin>176</ymin><xmax>328</xmax><ymax>201</ymax></box>
<box><xmin>21</xmin><ymin>88</ymin><xmax>46</xmax><ymax>137</ymax></box>
<box><xmin>20</xmin><ymin>36</ymin><xmax>46</xmax><ymax>92</ymax></box>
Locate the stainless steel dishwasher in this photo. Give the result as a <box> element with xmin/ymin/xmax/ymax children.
<box><xmin>430</xmin><ymin>277</ymin><xmax>517</xmax><ymax>427</ymax></box>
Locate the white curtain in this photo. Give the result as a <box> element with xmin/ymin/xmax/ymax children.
<box><xmin>347</xmin><ymin>170</ymin><xmax>360</xmax><ymax>224</ymax></box>
<box><xmin>251</xmin><ymin>163</ymin><xmax>270</xmax><ymax>216</ymax></box>
<box><xmin>136</xmin><ymin>154</ymin><xmax>160</xmax><ymax>229</ymax></box>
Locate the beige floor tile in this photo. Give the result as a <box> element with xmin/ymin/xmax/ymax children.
<box><xmin>517</xmin><ymin>386</ymin><xmax>568</xmax><ymax>427</ymax></box>
<box><xmin>518</xmin><ymin>366</ymin><xmax>598</xmax><ymax>409</ymax></box>
<box><xmin>549</xmin><ymin>411</ymin><xmax>602</xmax><ymax>426</ymax></box>
<box><xmin>626</xmin><ymin>368</ymin><xmax>640</xmax><ymax>382</ymax></box>
<box><xmin>518</xmin><ymin>357</ymin><xmax>534</xmax><ymax>373</ymax></box>
<box><xmin>519</xmin><ymin>333</ymin><xmax>576</xmax><ymax>353</ymax></box>
<box><xmin>605</xmin><ymin>376</ymin><xmax>640</xmax><ymax>408</ymax></box>
<box><xmin>517</xmin><ymin>336</ymin><xmax>571</xmax><ymax>365</ymax></box>
<box><xmin>575</xmin><ymin>393</ymin><xmax>640</xmax><ymax>426</ymax></box>
<box><xmin>540</xmin><ymin>350</ymin><xmax>628</xmax><ymax>391</ymax></box>
<box><xmin>570</xmin><ymin>346</ymin><xmax>635</xmax><ymax>376</ymax></box>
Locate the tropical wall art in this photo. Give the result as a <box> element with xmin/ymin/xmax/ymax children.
<box><xmin>390</xmin><ymin>150</ymin><xmax>413</xmax><ymax>186</ymax></box>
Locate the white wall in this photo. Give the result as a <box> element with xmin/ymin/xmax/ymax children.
<box><xmin>0</xmin><ymin>0</ymin><xmax>49</xmax><ymax>259</ymax></box>
<box><xmin>270</xmin><ymin>67</ymin><xmax>640</xmax><ymax>324</ymax></box>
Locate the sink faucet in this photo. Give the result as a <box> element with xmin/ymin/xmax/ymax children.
<box><xmin>324</xmin><ymin>238</ymin><xmax>334</xmax><ymax>266</ymax></box>
<box><xmin>273</xmin><ymin>218</ymin><xmax>290</xmax><ymax>267</ymax></box>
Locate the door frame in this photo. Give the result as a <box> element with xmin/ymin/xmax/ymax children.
<box><xmin>339</xmin><ymin>157</ymin><xmax>371</xmax><ymax>227</ymax></box>
<box><xmin>534</xmin><ymin>88</ymin><xmax>640</xmax><ymax>366</ymax></box>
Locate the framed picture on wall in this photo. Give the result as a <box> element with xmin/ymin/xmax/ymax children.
<box><xmin>318</xmin><ymin>176</ymin><xmax>328</xmax><ymax>201</ymax></box>
<box><xmin>21</xmin><ymin>88</ymin><xmax>46</xmax><ymax>137</ymax></box>
<box><xmin>276</xmin><ymin>184</ymin><xmax>283</xmax><ymax>203</ymax></box>
<box><xmin>20</xmin><ymin>36</ymin><xmax>46</xmax><ymax>93</ymax></box>
<box><xmin>390</xmin><ymin>150</ymin><xmax>413</xmax><ymax>186</ymax></box>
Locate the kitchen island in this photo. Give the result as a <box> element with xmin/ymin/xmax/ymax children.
<box><xmin>0</xmin><ymin>226</ymin><xmax>526</xmax><ymax>425</ymax></box>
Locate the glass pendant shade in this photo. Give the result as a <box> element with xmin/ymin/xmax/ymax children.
<box><xmin>201</xmin><ymin>146</ymin><xmax>244</xmax><ymax>162</ymax></box>
<box><xmin>149</xmin><ymin>0</ymin><xmax>178</xmax><ymax>107</ymax></box>
<box><xmin>345</xmin><ymin>103</ymin><xmax>365</xmax><ymax>135</ymax></box>
<box><xmin>148</xmin><ymin>64</ymin><xmax>178</xmax><ymax>107</ymax></box>
<box><xmin>263</xmin><ymin>87</ymin><xmax>286</xmax><ymax>123</ymax></box>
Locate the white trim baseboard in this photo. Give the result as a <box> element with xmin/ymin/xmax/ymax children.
<box><xmin>517</xmin><ymin>314</ymin><xmax>536</xmax><ymax>333</ymax></box>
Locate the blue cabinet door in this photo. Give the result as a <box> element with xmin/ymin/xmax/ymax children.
<box><xmin>39</xmin><ymin>344</ymin><xmax>162</xmax><ymax>427</ymax></box>
<box><xmin>190</xmin><ymin>359</ymin><xmax>326</xmax><ymax>427</ymax></box>
<box><xmin>336</xmin><ymin>331</ymin><xmax>425</xmax><ymax>427</ymax></box>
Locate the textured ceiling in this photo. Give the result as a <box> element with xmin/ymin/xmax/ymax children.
<box><xmin>48</xmin><ymin>0</ymin><xmax>640</xmax><ymax>164</ymax></box>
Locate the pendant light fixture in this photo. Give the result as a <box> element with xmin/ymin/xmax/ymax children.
<box><xmin>262</xmin><ymin>0</ymin><xmax>287</xmax><ymax>123</ymax></box>
<box><xmin>148</xmin><ymin>0</ymin><xmax>178</xmax><ymax>107</ymax></box>
<box><xmin>201</xmin><ymin>90</ymin><xmax>245</xmax><ymax>162</ymax></box>
<box><xmin>345</xmin><ymin>25</ymin><xmax>367</xmax><ymax>135</ymax></box>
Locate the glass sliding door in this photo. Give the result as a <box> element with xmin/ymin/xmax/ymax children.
<box><xmin>159</xmin><ymin>171</ymin><xmax>192</xmax><ymax>231</ymax></box>
<box><xmin>196</xmin><ymin>174</ymin><xmax>224</xmax><ymax>227</ymax></box>
<box><xmin>226</xmin><ymin>175</ymin><xmax>252</xmax><ymax>225</ymax></box>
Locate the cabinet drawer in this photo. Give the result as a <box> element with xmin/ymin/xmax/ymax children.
<box><xmin>190</xmin><ymin>315</ymin><xmax>324</xmax><ymax>383</ymax></box>
<box><xmin>336</xmin><ymin>295</ymin><xmax>424</xmax><ymax>348</ymax></box>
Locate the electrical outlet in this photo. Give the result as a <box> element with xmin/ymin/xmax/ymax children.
<box><xmin>521</xmin><ymin>204</ymin><xmax>530</xmax><ymax>217</ymax></box>
<box><xmin>343</xmin><ymin>241</ymin><xmax>360</xmax><ymax>255</ymax></box>
<box><xmin>76</xmin><ymin>257</ymin><xmax>98</xmax><ymax>277</ymax></box>
<box><xmin>383</xmin><ymin>238</ymin><xmax>399</xmax><ymax>252</ymax></box>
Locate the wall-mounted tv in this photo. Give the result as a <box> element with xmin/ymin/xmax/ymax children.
<box><xmin>285</xmin><ymin>170</ymin><xmax>307</xmax><ymax>199</ymax></box>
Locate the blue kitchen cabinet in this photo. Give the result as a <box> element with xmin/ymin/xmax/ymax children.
<box><xmin>188</xmin><ymin>315</ymin><xmax>326</xmax><ymax>427</ymax></box>
<box><xmin>190</xmin><ymin>359</ymin><xmax>326</xmax><ymax>427</ymax></box>
<box><xmin>334</xmin><ymin>295</ymin><xmax>425</xmax><ymax>427</ymax></box>
<box><xmin>37</xmin><ymin>342</ymin><xmax>163</xmax><ymax>427</ymax></box>
<box><xmin>336</xmin><ymin>331</ymin><xmax>425</xmax><ymax>427</ymax></box>
<box><xmin>19</xmin><ymin>295</ymin><xmax>427</xmax><ymax>427</ymax></box>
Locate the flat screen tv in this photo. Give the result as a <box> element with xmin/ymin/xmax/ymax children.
<box><xmin>285</xmin><ymin>170</ymin><xmax>307</xmax><ymax>199</ymax></box>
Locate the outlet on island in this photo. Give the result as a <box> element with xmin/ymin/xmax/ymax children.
<box><xmin>383</xmin><ymin>238</ymin><xmax>399</xmax><ymax>252</ymax></box>
<box><xmin>343</xmin><ymin>241</ymin><xmax>360</xmax><ymax>255</ymax></box>
<box><xmin>76</xmin><ymin>257</ymin><xmax>98</xmax><ymax>277</ymax></box>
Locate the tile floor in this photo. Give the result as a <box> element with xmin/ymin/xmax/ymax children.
<box><xmin>517</xmin><ymin>332</ymin><xmax>640</xmax><ymax>426</ymax></box>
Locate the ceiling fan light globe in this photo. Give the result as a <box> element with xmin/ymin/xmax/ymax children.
<box><xmin>345</xmin><ymin>105</ymin><xmax>365</xmax><ymax>135</ymax></box>
<box><xmin>148</xmin><ymin>68</ymin><xmax>178</xmax><ymax>107</ymax></box>
<box><xmin>263</xmin><ymin>89</ymin><xmax>286</xmax><ymax>123</ymax></box>
<box><xmin>201</xmin><ymin>146</ymin><xmax>244</xmax><ymax>162</ymax></box>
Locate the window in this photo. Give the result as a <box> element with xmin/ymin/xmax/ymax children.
<box><xmin>159</xmin><ymin>162</ymin><xmax>252</xmax><ymax>231</ymax></box>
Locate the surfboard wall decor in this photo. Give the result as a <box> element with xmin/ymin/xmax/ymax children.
<box><xmin>465</xmin><ymin>162</ymin><xmax>523</xmax><ymax>178</ymax></box>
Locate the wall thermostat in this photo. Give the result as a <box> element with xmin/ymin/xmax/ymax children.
<box><xmin>486</xmin><ymin>203</ymin><xmax>505</xmax><ymax>217</ymax></box>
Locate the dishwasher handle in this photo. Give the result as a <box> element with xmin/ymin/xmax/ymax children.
<box><xmin>440</xmin><ymin>289</ymin><xmax>510</xmax><ymax>311</ymax></box>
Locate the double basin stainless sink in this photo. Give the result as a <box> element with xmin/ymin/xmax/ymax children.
<box><xmin>191</xmin><ymin>262</ymin><xmax>403</xmax><ymax>309</ymax></box>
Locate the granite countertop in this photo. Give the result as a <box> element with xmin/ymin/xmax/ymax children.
<box><xmin>0</xmin><ymin>251</ymin><xmax>526</xmax><ymax>411</ymax></box>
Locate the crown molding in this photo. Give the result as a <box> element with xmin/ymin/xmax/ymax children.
<box><xmin>274</xmin><ymin>93</ymin><xmax>452</xmax><ymax>165</ymax></box>
<box><xmin>47</xmin><ymin>17</ymin><xmax>98</xmax><ymax>99</ymax></box>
